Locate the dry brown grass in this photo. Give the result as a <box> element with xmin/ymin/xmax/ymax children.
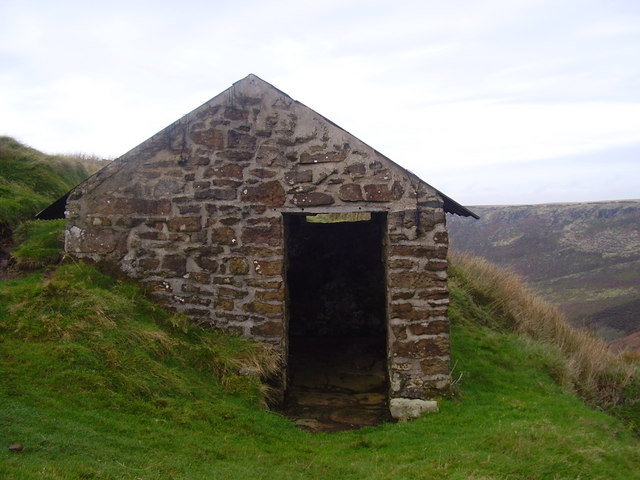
<box><xmin>449</xmin><ymin>251</ymin><xmax>638</xmax><ymax>408</ymax></box>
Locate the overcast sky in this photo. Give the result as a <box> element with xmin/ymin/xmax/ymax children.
<box><xmin>1</xmin><ymin>0</ymin><xmax>639</xmax><ymax>205</ymax></box>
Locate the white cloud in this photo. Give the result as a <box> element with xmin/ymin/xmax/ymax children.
<box><xmin>1</xmin><ymin>0</ymin><xmax>639</xmax><ymax>203</ymax></box>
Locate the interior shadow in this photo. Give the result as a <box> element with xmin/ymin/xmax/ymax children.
<box><xmin>283</xmin><ymin>212</ymin><xmax>390</xmax><ymax>432</ymax></box>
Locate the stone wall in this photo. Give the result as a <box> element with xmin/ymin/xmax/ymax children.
<box><xmin>65</xmin><ymin>75</ymin><xmax>451</xmax><ymax>416</ymax></box>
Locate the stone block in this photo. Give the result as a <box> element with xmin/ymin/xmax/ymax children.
<box><xmin>299</xmin><ymin>151</ymin><xmax>347</xmax><ymax>164</ymax></box>
<box><xmin>211</xmin><ymin>227</ymin><xmax>237</xmax><ymax>245</ymax></box>
<box><xmin>211</xmin><ymin>179</ymin><xmax>243</xmax><ymax>188</ymax></box>
<box><xmin>339</xmin><ymin>183</ymin><xmax>363</xmax><ymax>202</ymax></box>
<box><xmin>433</xmin><ymin>231</ymin><xmax>449</xmax><ymax>244</ymax></box>
<box><xmin>93</xmin><ymin>198</ymin><xmax>171</xmax><ymax>216</ymax></box>
<box><xmin>181</xmin><ymin>283</ymin><xmax>204</xmax><ymax>293</ymax></box>
<box><xmin>138</xmin><ymin>257</ymin><xmax>160</xmax><ymax>271</ymax></box>
<box><xmin>168</xmin><ymin>217</ymin><xmax>201</xmax><ymax>232</ymax></box>
<box><xmin>391</xmin><ymin>290</ymin><xmax>415</xmax><ymax>300</ymax></box>
<box><xmin>424</xmin><ymin>260</ymin><xmax>448</xmax><ymax>271</ymax></box>
<box><xmin>389</xmin><ymin>398</ymin><xmax>438</xmax><ymax>421</ymax></box>
<box><xmin>224</xmin><ymin>106</ymin><xmax>249</xmax><ymax>120</ymax></box>
<box><xmin>240</xmin><ymin>181</ymin><xmax>285</xmax><ymax>206</ymax></box>
<box><xmin>249</xmin><ymin>168</ymin><xmax>277</xmax><ymax>179</ymax></box>
<box><xmin>241</xmin><ymin>225</ymin><xmax>282</xmax><ymax>247</ymax></box>
<box><xmin>363</xmin><ymin>184</ymin><xmax>392</xmax><ymax>202</ymax></box>
<box><xmin>390</xmin><ymin>303</ymin><xmax>432</xmax><ymax>321</ymax></box>
<box><xmin>137</xmin><ymin>231</ymin><xmax>164</xmax><ymax>241</ymax></box>
<box><xmin>214</xmin><ymin>298</ymin><xmax>235</xmax><ymax>311</ymax></box>
<box><xmin>183</xmin><ymin>296</ymin><xmax>212</xmax><ymax>306</ymax></box>
<box><xmin>291</xmin><ymin>192</ymin><xmax>334</xmax><ymax>206</ymax></box>
<box><xmin>161</xmin><ymin>255</ymin><xmax>187</xmax><ymax>276</ymax></box>
<box><xmin>153</xmin><ymin>180</ymin><xmax>184</xmax><ymax>196</ymax></box>
<box><xmin>212</xmin><ymin>276</ymin><xmax>242</xmax><ymax>287</ymax></box>
<box><xmin>194</xmin><ymin>188</ymin><xmax>238</xmax><ymax>201</ymax></box>
<box><xmin>256</xmin><ymin>289</ymin><xmax>285</xmax><ymax>301</ymax></box>
<box><xmin>284</xmin><ymin>169</ymin><xmax>313</xmax><ymax>185</ymax></box>
<box><xmin>227</xmin><ymin>257</ymin><xmax>250</xmax><ymax>275</ymax></box>
<box><xmin>390</xmin><ymin>323</ymin><xmax>408</xmax><ymax>341</ymax></box>
<box><xmin>190</xmin><ymin>128</ymin><xmax>224</xmax><ymax>149</ymax></box>
<box><xmin>420</xmin><ymin>357</ymin><xmax>449</xmax><ymax>376</ymax></box>
<box><xmin>237</xmin><ymin>245</ymin><xmax>283</xmax><ymax>257</ymax></box>
<box><xmin>372</xmin><ymin>168</ymin><xmax>391</xmax><ymax>181</ymax></box>
<box><xmin>389</xmin><ymin>259</ymin><xmax>416</xmax><ymax>270</ymax></box>
<box><xmin>417</xmin><ymin>210</ymin><xmax>446</xmax><ymax>233</ymax></box>
<box><xmin>219</xmin><ymin>150</ymin><xmax>254</xmax><ymax>162</ymax></box>
<box><xmin>251</xmin><ymin>321</ymin><xmax>284</xmax><ymax>337</ymax></box>
<box><xmin>184</xmin><ymin>272</ymin><xmax>211</xmax><ymax>284</ymax></box>
<box><xmin>393</xmin><ymin>336</ymin><xmax>449</xmax><ymax>358</ymax></box>
<box><xmin>389</xmin><ymin>245</ymin><xmax>438</xmax><ymax>258</ymax></box>
<box><xmin>228</xmin><ymin>130</ymin><xmax>257</xmax><ymax>150</ymax></box>
<box><xmin>408</xmin><ymin>320</ymin><xmax>449</xmax><ymax>336</ymax></box>
<box><xmin>220</xmin><ymin>216</ymin><xmax>241</xmax><ymax>226</ymax></box>
<box><xmin>146</xmin><ymin>280</ymin><xmax>172</xmax><ymax>292</ymax></box>
<box><xmin>246</xmin><ymin>279</ymin><xmax>283</xmax><ymax>289</ymax></box>
<box><xmin>218</xmin><ymin>287</ymin><xmax>249</xmax><ymax>299</ymax></box>
<box><xmin>178</xmin><ymin>205</ymin><xmax>201</xmax><ymax>215</ymax></box>
<box><xmin>391</xmin><ymin>181</ymin><xmax>405</xmax><ymax>199</ymax></box>
<box><xmin>205</xmin><ymin>164</ymin><xmax>244</xmax><ymax>179</ymax></box>
<box><xmin>194</xmin><ymin>256</ymin><xmax>219</xmax><ymax>272</ymax></box>
<box><xmin>246</xmin><ymin>216</ymin><xmax>280</xmax><ymax>225</ymax></box>
<box><xmin>344</xmin><ymin>162</ymin><xmax>366</xmax><ymax>177</ymax></box>
<box><xmin>256</xmin><ymin>143</ymin><xmax>285</xmax><ymax>167</ymax></box>
<box><xmin>79</xmin><ymin>229</ymin><xmax>119</xmax><ymax>254</ymax></box>
<box><xmin>390</xmin><ymin>271</ymin><xmax>441</xmax><ymax>289</ymax></box>
<box><xmin>253</xmin><ymin>259</ymin><xmax>282</xmax><ymax>276</ymax></box>
<box><xmin>417</xmin><ymin>290</ymin><xmax>448</xmax><ymax>301</ymax></box>
<box><xmin>243</xmin><ymin>301</ymin><xmax>283</xmax><ymax>315</ymax></box>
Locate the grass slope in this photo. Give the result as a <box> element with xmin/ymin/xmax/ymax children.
<box><xmin>0</xmin><ymin>136</ymin><xmax>89</xmax><ymax>230</ymax></box>
<box><xmin>2</xmin><ymin>261</ymin><xmax>639</xmax><ymax>479</ymax></box>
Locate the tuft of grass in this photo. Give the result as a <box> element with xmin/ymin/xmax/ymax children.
<box><xmin>11</xmin><ymin>219</ymin><xmax>66</xmax><ymax>269</ymax></box>
<box><xmin>449</xmin><ymin>251</ymin><xmax>639</xmax><ymax>412</ymax></box>
<box><xmin>0</xmin><ymin>262</ymin><xmax>280</xmax><ymax>410</ymax></box>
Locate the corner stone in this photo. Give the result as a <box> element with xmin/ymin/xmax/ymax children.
<box><xmin>389</xmin><ymin>398</ymin><xmax>438</xmax><ymax>421</ymax></box>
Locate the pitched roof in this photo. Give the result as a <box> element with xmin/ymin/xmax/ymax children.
<box><xmin>36</xmin><ymin>74</ymin><xmax>478</xmax><ymax>220</ymax></box>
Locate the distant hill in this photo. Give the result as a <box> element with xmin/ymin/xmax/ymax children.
<box><xmin>447</xmin><ymin>200</ymin><xmax>640</xmax><ymax>348</ymax></box>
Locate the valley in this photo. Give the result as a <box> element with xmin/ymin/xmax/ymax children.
<box><xmin>447</xmin><ymin>200</ymin><xmax>640</xmax><ymax>350</ymax></box>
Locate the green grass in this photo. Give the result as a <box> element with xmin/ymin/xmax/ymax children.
<box><xmin>10</xmin><ymin>219</ymin><xmax>66</xmax><ymax>269</ymax></box>
<box><xmin>0</xmin><ymin>136</ymin><xmax>89</xmax><ymax>229</ymax></box>
<box><xmin>2</xmin><ymin>261</ymin><xmax>640</xmax><ymax>479</ymax></box>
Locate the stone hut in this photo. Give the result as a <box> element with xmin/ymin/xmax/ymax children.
<box><xmin>61</xmin><ymin>74</ymin><xmax>477</xmax><ymax>420</ymax></box>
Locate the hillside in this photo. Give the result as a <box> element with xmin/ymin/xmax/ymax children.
<box><xmin>0</xmin><ymin>137</ymin><xmax>97</xmax><ymax>270</ymax></box>
<box><xmin>1</xmin><ymin>258</ymin><xmax>639</xmax><ymax>479</ymax></box>
<box><xmin>447</xmin><ymin>200</ymin><xmax>640</xmax><ymax>347</ymax></box>
<box><xmin>0</xmin><ymin>137</ymin><xmax>92</xmax><ymax>228</ymax></box>
<box><xmin>2</xmin><ymin>139</ymin><xmax>639</xmax><ymax>478</ymax></box>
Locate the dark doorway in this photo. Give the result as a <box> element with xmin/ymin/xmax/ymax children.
<box><xmin>283</xmin><ymin>212</ymin><xmax>390</xmax><ymax>432</ymax></box>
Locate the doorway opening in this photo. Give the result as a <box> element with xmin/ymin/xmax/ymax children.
<box><xmin>283</xmin><ymin>212</ymin><xmax>390</xmax><ymax>432</ymax></box>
